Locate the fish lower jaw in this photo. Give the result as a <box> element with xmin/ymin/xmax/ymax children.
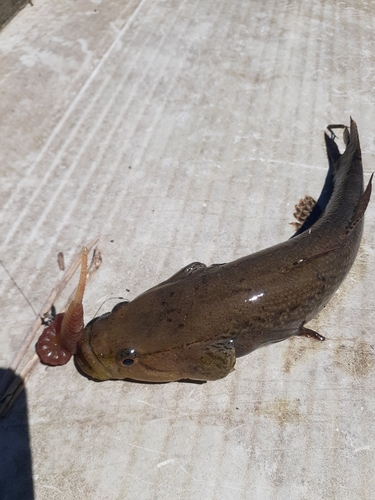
<box><xmin>74</xmin><ymin>346</ymin><xmax>112</xmax><ymax>381</ymax></box>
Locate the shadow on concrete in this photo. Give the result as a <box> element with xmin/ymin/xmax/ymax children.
<box><xmin>0</xmin><ymin>367</ymin><xmax>34</xmax><ymax>500</ymax></box>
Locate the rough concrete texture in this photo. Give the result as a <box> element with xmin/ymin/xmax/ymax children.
<box><xmin>1</xmin><ymin>0</ymin><xmax>375</xmax><ymax>499</ymax></box>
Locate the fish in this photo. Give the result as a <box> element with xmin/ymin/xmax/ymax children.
<box><xmin>36</xmin><ymin>119</ymin><xmax>372</xmax><ymax>382</ymax></box>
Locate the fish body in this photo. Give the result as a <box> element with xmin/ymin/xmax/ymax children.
<box><xmin>38</xmin><ymin>120</ymin><xmax>372</xmax><ymax>382</ymax></box>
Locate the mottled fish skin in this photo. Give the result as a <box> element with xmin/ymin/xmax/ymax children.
<box><xmin>75</xmin><ymin>119</ymin><xmax>372</xmax><ymax>382</ymax></box>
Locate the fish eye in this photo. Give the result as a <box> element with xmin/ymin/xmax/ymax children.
<box><xmin>117</xmin><ymin>348</ymin><xmax>138</xmax><ymax>367</ymax></box>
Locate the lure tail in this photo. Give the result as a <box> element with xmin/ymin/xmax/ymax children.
<box><xmin>36</xmin><ymin>248</ymin><xmax>87</xmax><ymax>366</ymax></box>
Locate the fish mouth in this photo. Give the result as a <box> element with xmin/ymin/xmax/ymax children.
<box><xmin>74</xmin><ymin>329</ymin><xmax>112</xmax><ymax>381</ymax></box>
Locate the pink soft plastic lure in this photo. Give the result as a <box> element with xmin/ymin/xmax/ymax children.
<box><xmin>36</xmin><ymin>248</ymin><xmax>88</xmax><ymax>365</ymax></box>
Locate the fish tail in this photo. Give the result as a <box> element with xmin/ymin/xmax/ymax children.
<box><xmin>291</xmin><ymin>126</ymin><xmax>338</xmax><ymax>238</ymax></box>
<box><xmin>324</xmin><ymin>128</ymin><xmax>341</xmax><ymax>166</ymax></box>
<box><xmin>347</xmin><ymin>117</ymin><xmax>361</xmax><ymax>158</ymax></box>
<box><xmin>324</xmin><ymin>118</ymin><xmax>361</xmax><ymax>174</ymax></box>
<box><xmin>328</xmin><ymin>119</ymin><xmax>362</xmax><ymax>177</ymax></box>
<box><xmin>292</xmin><ymin>119</ymin><xmax>366</xmax><ymax>239</ymax></box>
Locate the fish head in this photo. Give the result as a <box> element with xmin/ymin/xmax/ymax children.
<box><xmin>74</xmin><ymin>297</ymin><xmax>236</xmax><ymax>383</ymax></box>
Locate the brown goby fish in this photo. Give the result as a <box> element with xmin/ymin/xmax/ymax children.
<box><xmin>37</xmin><ymin>119</ymin><xmax>372</xmax><ymax>382</ymax></box>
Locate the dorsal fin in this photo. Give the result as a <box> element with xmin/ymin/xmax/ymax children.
<box><xmin>345</xmin><ymin>173</ymin><xmax>373</xmax><ymax>236</ymax></box>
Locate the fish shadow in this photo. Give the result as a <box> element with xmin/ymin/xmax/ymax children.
<box><xmin>0</xmin><ymin>368</ymin><xmax>34</xmax><ymax>500</ymax></box>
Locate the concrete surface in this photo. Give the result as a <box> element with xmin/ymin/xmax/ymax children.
<box><xmin>1</xmin><ymin>0</ymin><xmax>375</xmax><ymax>499</ymax></box>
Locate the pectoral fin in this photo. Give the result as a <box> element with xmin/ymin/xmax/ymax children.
<box><xmin>297</xmin><ymin>325</ymin><xmax>325</xmax><ymax>342</ymax></box>
<box><xmin>180</xmin><ymin>339</ymin><xmax>236</xmax><ymax>381</ymax></box>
